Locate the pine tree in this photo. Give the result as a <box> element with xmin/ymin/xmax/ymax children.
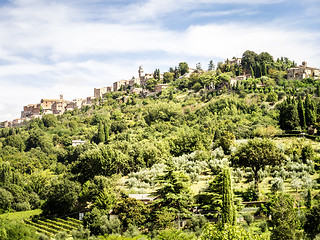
<box><xmin>222</xmin><ymin>167</ymin><xmax>235</xmax><ymax>225</ymax></box>
<box><xmin>98</xmin><ymin>121</ymin><xmax>105</xmax><ymax>143</ymax></box>
<box><xmin>297</xmin><ymin>96</ymin><xmax>306</xmax><ymax>129</ymax></box>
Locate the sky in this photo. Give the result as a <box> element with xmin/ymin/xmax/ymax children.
<box><xmin>0</xmin><ymin>0</ymin><xmax>320</xmax><ymax>122</ymax></box>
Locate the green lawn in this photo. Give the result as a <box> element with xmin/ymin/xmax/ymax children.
<box><xmin>0</xmin><ymin>209</ymin><xmax>42</xmax><ymax>221</ymax></box>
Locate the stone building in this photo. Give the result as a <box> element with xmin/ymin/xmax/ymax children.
<box><xmin>287</xmin><ymin>62</ymin><xmax>320</xmax><ymax>80</ymax></box>
<box><xmin>94</xmin><ymin>86</ymin><xmax>113</xmax><ymax>99</ymax></box>
<box><xmin>41</xmin><ymin>94</ymin><xmax>66</xmax><ymax>111</ymax></box>
<box><xmin>113</xmin><ymin>79</ymin><xmax>129</xmax><ymax>91</ymax></box>
<box><xmin>154</xmin><ymin>84</ymin><xmax>169</xmax><ymax>93</ymax></box>
<box><xmin>226</xmin><ymin>58</ymin><xmax>242</xmax><ymax>65</ymax></box>
<box><xmin>51</xmin><ymin>101</ymin><xmax>68</xmax><ymax>115</ymax></box>
<box><xmin>129</xmin><ymin>77</ymin><xmax>141</xmax><ymax>87</ymax></box>
<box><xmin>21</xmin><ymin>103</ymin><xmax>41</xmax><ymax>118</ymax></box>
<box><xmin>230</xmin><ymin>75</ymin><xmax>247</xmax><ymax>87</ymax></box>
<box><xmin>138</xmin><ymin>65</ymin><xmax>163</xmax><ymax>87</ymax></box>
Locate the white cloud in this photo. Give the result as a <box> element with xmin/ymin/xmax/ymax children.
<box><xmin>104</xmin><ymin>0</ymin><xmax>285</xmax><ymax>22</ymax></box>
<box><xmin>0</xmin><ymin>0</ymin><xmax>320</xmax><ymax>122</ymax></box>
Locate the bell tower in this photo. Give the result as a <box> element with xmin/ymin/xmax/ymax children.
<box><xmin>138</xmin><ymin>65</ymin><xmax>144</xmax><ymax>79</ymax></box>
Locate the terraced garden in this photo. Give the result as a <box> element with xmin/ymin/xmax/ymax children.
<box><xmin>24</xmin><ymin>217</ymin><xmax>82</xmax><ymax>238</ymax></box>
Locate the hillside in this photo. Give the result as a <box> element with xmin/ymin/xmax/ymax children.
<box><xmin>0</xmin><ymin>51</ymin><xmax>320</xmax><ymax>239</ymax></box>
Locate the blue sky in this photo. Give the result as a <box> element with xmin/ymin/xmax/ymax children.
<box><xmin>0</xmin><ymin>0</ymin><xmax>320</xmax><ymax>121</ymax></box>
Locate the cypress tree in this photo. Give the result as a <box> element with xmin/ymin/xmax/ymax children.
<box><xmin>316</xmin><ymin>84</ymin><xmax>320</xmax><ymax>97</ymax></box>
<box><xmin>222</xmin><ymin>167</ymin><xmax>235</xmax><ymax>225</ymax></box>
<box><xmin>98</xmin><ymin>121</ymin><xmax>105</xmax><ymax>143</ymax></box>
<box><xmin>250</xmin><ymin>66</ymin><xmax>255</xmax><ymax>78</ymax></box>
<box><xmin>297</xmin><ymin>96</ymin><xmax>306</xmax><ymax>129</ymax></box>
<box><xmin>306</xmin><ymin>188</ymin><xmax>312</xmax><ymax>209</ymax></box>
<box><xmin>305</xmin><ymin>94</ymin><xmax>316</xmax><ymax>126</ymax></box>
<box><xmin>278</xmin><ymin>97</ymin><xmax>299</xmax><ymax>130</ymax></box>
<box><xmin>104</xmin><ymin>123</ymin><xmax>110</xmax><ymax>143</ymax></box>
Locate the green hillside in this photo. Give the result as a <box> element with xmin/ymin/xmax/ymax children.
<box><xmin>0</xmin><ymin>51</ymin><xmax>320</xmax><ymax>239</ymax></box>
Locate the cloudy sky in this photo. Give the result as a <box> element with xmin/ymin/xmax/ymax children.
<box><xmin>0</xmin><ymin>0</ymin><xmax>320</xmax><ymax>122</ymax></box>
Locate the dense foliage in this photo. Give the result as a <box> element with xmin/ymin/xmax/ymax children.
<box><xmin>0</xmin><ymin>50</ymin><xmax>320</xmax><ymax>239</ymax></box>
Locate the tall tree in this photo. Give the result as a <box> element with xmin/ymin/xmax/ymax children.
<box><xmin>230</xmin><ymin>138</ymin><xmax>285</xmax><ymax>196</ymax></box>
<box><xmin>297</xmin><ymin>96</ymin><xmax>306</xmax><ymax>129</ymax></box>
<box><xmin>304</xmin><ymin>203</ymin><xmax>320</xmax><ymax>239</ymax></box>
<box><xmin>152</xmin><ymin>165</ymin><xmax>193</xmax><ymax>214</ymax></box>
<box><xmin>222</xmin><ymin>168</ymin><xmax>235</xmax><ymax>225</ymax></box>
<box><xmin>104</xmin><ymin>123</ymin><xmax>110</xmax><ymax>143</ymax></box>
<box><xmin>178</xmin><ymin>62</ymin><xmax>189</xmax><ymax>76</ymax></box>
<box><xmin>278</xmin><ymin>97</ymin><xmax>300</xmax><ymax>130</ymax></box>
<box><xmin>269</xmin><ymin>193</ymin><xmax>300</xmax><ymax>240</ymax></box>
<box><xmin>305</xmin><ymin>94</ymin><xmax>316</xmax><ymax>126</ymax></box>
<box><xmin>208</xmin><ymin>60</ymin><xmax>215</xmax><ymax>71</ymax></box>
<box><xmin>98</xmin><ymin>121</ymin><xmax>105</xmax><ymax>143</ymax></box>
<box><xmin>241</xmin><ymin>50</ymin><xmax>258</xmax><ymax>74</ymax></box>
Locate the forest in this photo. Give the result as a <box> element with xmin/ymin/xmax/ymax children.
<box><xmin>0</xmin><ymin>50</ymin><xmax>319</xmax><ymax>240</ymax></box>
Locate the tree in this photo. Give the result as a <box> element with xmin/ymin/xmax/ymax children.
<box><xmin>83</xmin><ymin>207</ymin><xmax>121</xmax><ymax>236</ymax></box>
<box><xmin>217</xmin><ymin>131</ymin><xmax>235</xmax><ymax>155</ymax></box>
<box><xmin>230</xmin><ymin>138</ymin><xmax>285</xmax><ymax>196</ymax></box>
<box><xmin>221</xmin><ymin>168</ymin><xmax>235</xmax><ymax>225</ymax></box>
<box><xmin>178</xmin><ymin>62</ymin><xmax>189</xmax><ymax>76</ymax></box>
<box><xmin>79</xmin><ymin>176</ymin><xmax>116</xmax><ymax>211</ymax></box>
<box><xmin>146</xmin><ymin>78</ymin><xmax>158</xmax><ymax>92</ymax></box>
<box><xmin>304</xmin><ymin>203</ymin><xmax>320</xmax><ymax>239</ymax></box>
<box><xmin>201</xmin><ymin>223</ymin><xmax>264</xmax><ymax>240</ymax></box>
<box><xmin>196</xmin><ymin>62</ymin><xmax>202</xmax><ymax>72</ymax></box>
<box><xmin>98</xmin><ymin>121</ymin><xmax>105</xmax><ymax>143</ymax></box>
<box><xmin>266</xmin><ymin>92</ymin><xmax>278</xmax><ymax>102</ymax></box>
<box><xmin>269</xmin><ymin>193</ymin><xmax>300</xmax><ymax>240</ymax></box>
<box><xmin>113</xmin><ymin>196</ymin><xmax>150</xmax><ymax>230</ymax></box>
<box><xmin>42</xmin><ymin>178</ymin><xmax>81</xmax><ymax>215</ymax></box>
<box><xmin>301</xmin><ymin>145</ymin><xmax>314</xmax><ymax>163</ymax></box>
<box><xmin>208</xmin><ymin>60</ymin><xmax>215</xmax><ymax>71</ymax></box>
<box><xmin>163</xmin><ymin>72</ymin><xmax>174</xmax><ymax>83</ymax></box>
<box><xmin>152</xmin><ymin>166</ymin><xmax>193</xmax><ymax>214</ymax></box>
<box><xmin>0</xmin><ymin>162</ymin><xmax>12</xmax><ymax>186</ymax></box>
<box><xmin>216</xmin><ymin>73</ymin><xmax>231</xmax><ymax>89</ymax></box>
<box><xmin>305</xmin><ymin>94</ymin><xmax>316</xmax><ymax>126</ymax></box>
<box><xmin>278</xmin><ymin>97</ymin><xmax>300</xmax><ymax>130</ymax></box>
<box><xmin>306</xmin><ymin>188</ymin><xmax>312</xmax><ymax>209</ymax></box>
<box><xmin>0</xmin><ymin>188</ymin><xmax>13</xmax><ymax>210</ymax></box>
<box><xmin>104</xmin><ymin>123</ymin><xmax>110</xmax><ymax>143</ymax></box>
<box><xmin>297</xmin><ymin>96</ymin><xmax>306</xmax><ymax>129</ymax></box>
<box><xmin>241</xmin><ymin>50</ymin><xmax>258</xmax><ymax>74</ymax></box>
<box><xmin>4</xmin><ymin>135</ymin><xmax>25</xmax><ymax>152</ymax></box>
<box><xmin>42</xmin><ymin>114</ymin><xmax>57</xmax><ymax>128</ymax></box>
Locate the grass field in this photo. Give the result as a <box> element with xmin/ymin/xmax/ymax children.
<box><xmin>0</xmin><ymin>209</ymin><xmax>42</xmax><ymax>221</ymax></box>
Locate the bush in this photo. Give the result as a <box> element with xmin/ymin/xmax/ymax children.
<box><xmin>242</xmin><ymin>213</ymin><xmax>254</xmax><ymax>226</ymax></box>
<box><xmin>270</xmin><ymin>177</ymin><xmax>284</xmax><ymax>192</ymax></box>
<box><xmin>13</xmin><ymin>201</ymin><xmax>31</xmax><ymax>211</ymax></box>
<box><xmin>0</xmin><ymin>188</ymin><xmax>13</xmax><ymax>210</ymax></box>
<box><xmin>266</xmin><ymin>92</ymin><xmax>278</xmax><ymax>102</ymax></box>
<box><xmin>55</xmin><ymin>231</ymin><xmax>68</xmax><ymax>240</ymax></box>
<box><xmin>259</xmin><ymin>221</ymin><xmax>268</xmax><ymax>233</ymax></box>
<box><xmin>71</xmin><ymin>226</ymin><xmax>91</xmax><ymax>240</ymax></box>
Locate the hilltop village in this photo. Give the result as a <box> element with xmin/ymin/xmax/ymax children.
<box><xmin>1</xmin><ymin>57</ymin><xmax>319</xmax><ymax>128</ymax></box>
<box><xmin>1</xmin><ymin>51</ymin><xmax>320</xmax><ymax>240</ymax></box>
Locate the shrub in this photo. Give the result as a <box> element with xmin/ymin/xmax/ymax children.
<box><xmin>242</xmin><ymin>213</ymin><xmax>254</xmax><ymax>226</ymax></box>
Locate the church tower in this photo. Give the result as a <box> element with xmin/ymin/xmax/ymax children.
<box><xmin>138</xmin><ymin>65</ymin><xmax>144</xmax><ymax>79</ymax></box>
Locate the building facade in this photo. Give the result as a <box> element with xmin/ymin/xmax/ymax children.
<box><xmin>287</xmin><ymin>62</ymin><xmax>320</xmax><ymax>80</ymax></box>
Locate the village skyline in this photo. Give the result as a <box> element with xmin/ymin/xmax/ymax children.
<box><xmin>0</xmin><ymin>0</ymin><xmax>320</xmax><ymax>122</ymax></box>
